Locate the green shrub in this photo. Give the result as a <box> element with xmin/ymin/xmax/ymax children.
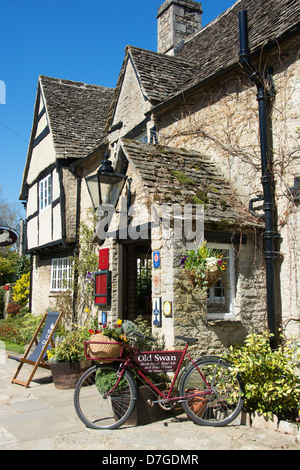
<box><xmin>12</xmin><ymin>272</ymin><xmax>30</xmax><ymax>307</ymax></box>
<box><xmin>18</xmin><ymin>313</ymin><xmax>44</xmax><ymax>344</ymax></box>
<box><xmin>227</xmin><ymin>331</ymin><xmax>300</xmax><ymax>421</ymax></box>
<box><xmin>0</xmin><ymin>316</ymin><xmax>27</xmax><ymax>345</ymax></box>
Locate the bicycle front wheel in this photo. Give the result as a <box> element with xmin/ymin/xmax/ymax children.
<box><xmin>179</xmin><ymin>357</ymin><xmax>244</xmax><ymax>427</ymax></box>
<box><xmin>74</xmin><ymin>364</ymin><xmax>137</xmax><ymax>430</ymax></box>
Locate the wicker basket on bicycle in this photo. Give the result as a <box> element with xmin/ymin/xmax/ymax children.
<box><xmin>89</xmin><ymin>334</ymin><xmax>122</xmax><ymax>363</ymax></box>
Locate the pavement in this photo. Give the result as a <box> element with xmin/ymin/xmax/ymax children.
<box><xmin>1</xmin><ymin>349</ymin><xmax>300</xmax><ymax>452</ymax></box>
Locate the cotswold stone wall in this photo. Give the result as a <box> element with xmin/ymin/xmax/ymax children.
<box><xmin>173</xmin><ymin>233</ymin><xmax>265</xmax><ymax>355</ymax></box>
<box><xmin>156</xmin><ymin>38</ymin><xmax>300</xmax><ymax>340</ymax></box>
<box><xmin>30</xmin><ymin>254</ymin><xmax>52</xmax><ymax>315</ymax></box>
<box><xmin>109</xmin><ymin>57</ymin><xmax>152</xmax><ymax>144</ymax></box>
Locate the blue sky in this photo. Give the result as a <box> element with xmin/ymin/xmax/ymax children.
<box><xmin>0</xmin><ymin>0</ymin><xmax>236</xmax><ymax>214</ymax></box>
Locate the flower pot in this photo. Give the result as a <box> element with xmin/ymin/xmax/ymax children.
<box><xmin>126</xmin><ymin>384</ymin><xmax>178</xmax><ymax>426</ymax></box>
<box><xmin>50</xmin><ymin>360</ymin><xmax>92</xmax><ymax>390</ymax></box>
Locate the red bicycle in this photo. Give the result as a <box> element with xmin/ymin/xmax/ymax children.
<box><xmin>74</xmin><ymin>332</ymin><xmax>244</xmax><ymax>430</ymax></box>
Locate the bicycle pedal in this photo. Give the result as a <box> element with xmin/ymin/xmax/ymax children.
<box><xmin>147</xmin><ymin>399</ymin><xmax>154</xmax><ymax>408</ymax></box>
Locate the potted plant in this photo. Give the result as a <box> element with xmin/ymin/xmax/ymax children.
<box><xmin>47</xmin><ymin>328</ymin><xmax>92</xmax><ymax>389</ymax></box>
<box><xmin>180</xmin><ymin>241</ymin><xmax>227</xmax><ymax>291</ymax></box>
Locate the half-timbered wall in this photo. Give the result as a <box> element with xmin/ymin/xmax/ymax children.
<box><xmin>26</xmin><ymin>167</ymin><xmax>62</xmax><ymax>251</ymax></box>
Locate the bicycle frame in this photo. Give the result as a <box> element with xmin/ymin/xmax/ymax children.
<box><xmin>101</xmin><ymin>341</ymin><xmax>214</xmax><ymax>405</ymax></box>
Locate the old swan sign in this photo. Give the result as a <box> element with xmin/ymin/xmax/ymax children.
<box><xmin>132</xmin><ymin>351</ymin><xmax>182</xmax><ymax>374</ymax></box>
<box><xmin>0</xmin><ymin>227</ymin><xmax>18</xmax><ymax>247</ymax></box>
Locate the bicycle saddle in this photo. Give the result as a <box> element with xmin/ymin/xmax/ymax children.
<box><xmin>175</xmin><ymin>336</ymin><xmax>198</xmax><ymax>344</ymax></box>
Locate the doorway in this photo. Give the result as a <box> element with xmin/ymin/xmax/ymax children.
<box><xmin>118</xmin><ymin>241</ymin><xmax>152</xmax><ymax>324</ymax></box>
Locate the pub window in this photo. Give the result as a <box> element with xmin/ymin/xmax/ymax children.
<box><xmin>39</xmin><ymin>174</ymin><xmax>52</xmax><ymax>211</ymax></box>
<box><xmin>206</xmin><ymin>243</ymin><xmax>235</xmax><ymax>320</ymax></box>
<box><xmin>51</xmin><ymin>257</ymin><xmax>73</xmax><ymax>291</ymax></box>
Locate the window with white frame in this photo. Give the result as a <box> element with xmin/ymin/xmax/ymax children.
<box><xmin>51</xmin><ymin>257</ymin><xmax>73</xmax><ymax>291</ymax></box>
<box><xmin>206</xmin><ymin>243</ymin><xmax>235</xmax><ymax>320</ymax></box>
<box><xmin>39</xmin><ymin>175</ymin><xmax>52</xmax><ymax>211</ymax></box>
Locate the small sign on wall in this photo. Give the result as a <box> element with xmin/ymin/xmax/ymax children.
<box><xmin>153</xmin><ymin>297</ymin><xmax>162</xmax><ymax>327</ymax></box>
<box><xmin>153</xmin><ymin>274</ymin><xmax>161</xmax><ymax>294</ymax></box>
<box><xmin>153</xmin><ymin>251</ymin><xmax>160</xmax><ymax>268</ymax></box>
<box><xmin>101</xmin><ymin>311</ymin><xmax>107</xmax><ymax>325</ymax></box>
<box><xmin>163</xmin><ymin>301</ymin><xmax>172</xmax><ymax>318</ymax></box>
<box><xmin>99</xmin><ymin>248</ymin><xmax>109</xmax><ymax>270</ymax></box>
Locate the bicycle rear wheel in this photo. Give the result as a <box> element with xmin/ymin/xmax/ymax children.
<box><xmin>74</xmin><ymin>364</ymin><xmax>137</xmax><ymax>430</ymax></box>
<box><xmin>179</xmin><ymin>357</ymin><xmax>244</xmax><ymax>427</ymax></box>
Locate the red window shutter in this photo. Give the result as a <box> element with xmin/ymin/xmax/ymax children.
<box><xmin>99</xmin><ymin>248</ymin><xmax>109</xmax><ymax>270</ymax></box>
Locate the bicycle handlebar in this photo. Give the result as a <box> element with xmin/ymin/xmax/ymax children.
<box><xmin>128</xmin><ymin>331</ymin><xmax>155</xmax><ymax>342</ymax></box>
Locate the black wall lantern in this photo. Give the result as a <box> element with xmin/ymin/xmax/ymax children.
<box><xmin>85</xmin><ymin>151</ymin><xmax>126</xmax><ymax>210</ymax></box>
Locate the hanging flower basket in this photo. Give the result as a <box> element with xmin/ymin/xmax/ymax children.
<box><xmin>184</xmin><ymin>269</ymin><xmax>197</xmax><ymax>288</ymax></box>
<box><xmin>205</xmin><ymin>267</ymin><xmax>222</xmax><ymax>289</ymax></box>
<box><xmin>180</xmin><ymin>242</ymin><xmax>227</xmax><ymax>291</ymax></box>
<box><xmin>185</xmin><ymin>267</ymin><xmax>221</xmax><ymax>289</ymax></box>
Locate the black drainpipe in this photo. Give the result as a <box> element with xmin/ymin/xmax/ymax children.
<box><xmin>239</xmin><ymin>10</ymin><xmax>279</xmax><ymax>349</ymax></box>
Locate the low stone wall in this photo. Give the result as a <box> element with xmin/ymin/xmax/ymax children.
<box><xmin>241</xmin><ymin>411</ymin><xmax>300</xmax><ymax>441</ymax></box>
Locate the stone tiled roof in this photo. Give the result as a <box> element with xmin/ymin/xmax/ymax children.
<box><xmin>108</xmin><ymin>0</ymin><xmax>299</xmax><ymax>122</ymax></box>
<box><xmin>40</xmin><ymin>76</ymin><xmax>114</xmax><ymax>159</ymax></box>
<box><xmin>106</xmin><ymin>46</ymin><xmax>198</xmax><ymax>129</ymax></box>
<box><xmin>163</xmin><ymin>0</ymin><xmax>300</xmax><ymax>102</ymax></box>
<box><xmin>128</xmin><ymin>46</ymin><xmax>198</xmax><ymax>103</ymax></box>
<box><xmin>120</xmin><ymin>139</ymin><xmax>261</xmax><ymax>228</ymax></box>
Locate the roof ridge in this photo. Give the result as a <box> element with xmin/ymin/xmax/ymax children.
<box><xmin>39</xmin><ymin>75</ymin><xmax>114</xmax><ymax>91</ymax></box>
<box><xmin>126</xmin><ymin>45</ymin><xmax>198</xmax><ymax>66</ymax></box>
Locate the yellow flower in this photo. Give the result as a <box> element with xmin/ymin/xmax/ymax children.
<box><xmin>120</xmin><ymin>334</ymin><xmax>127</xmax><ymax>343</ymax></box>
<box><xmin>84</xmin><ymin>308</ymin><xmax>90</xmax><ymax>314</ymax></box>
<box><xmin>117</xmin><ymin>319</ymin><xmax>122</xmax><ymax>327</ymax></box>
<box><xmin>47</xmin><ymin>350</ymin><xmax>55</xmax><ymax>359</ymax></box>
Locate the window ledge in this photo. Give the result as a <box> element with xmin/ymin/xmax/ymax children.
<box><xmin>206</xmin><ymin>315</ymin><xmax>241</xmax><ymax>324</ymax></box>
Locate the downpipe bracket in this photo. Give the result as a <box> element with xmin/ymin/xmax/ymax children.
<box><xmin>249</xmin><ymin>195</ymin><xmax>265</xmax><ymax>219</ymax></box>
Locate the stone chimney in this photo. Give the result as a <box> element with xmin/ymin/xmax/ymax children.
<box><xmin>157</xmin><ymin>0</ymin><xmax>203</xmax><ymax>56</ymax></box>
